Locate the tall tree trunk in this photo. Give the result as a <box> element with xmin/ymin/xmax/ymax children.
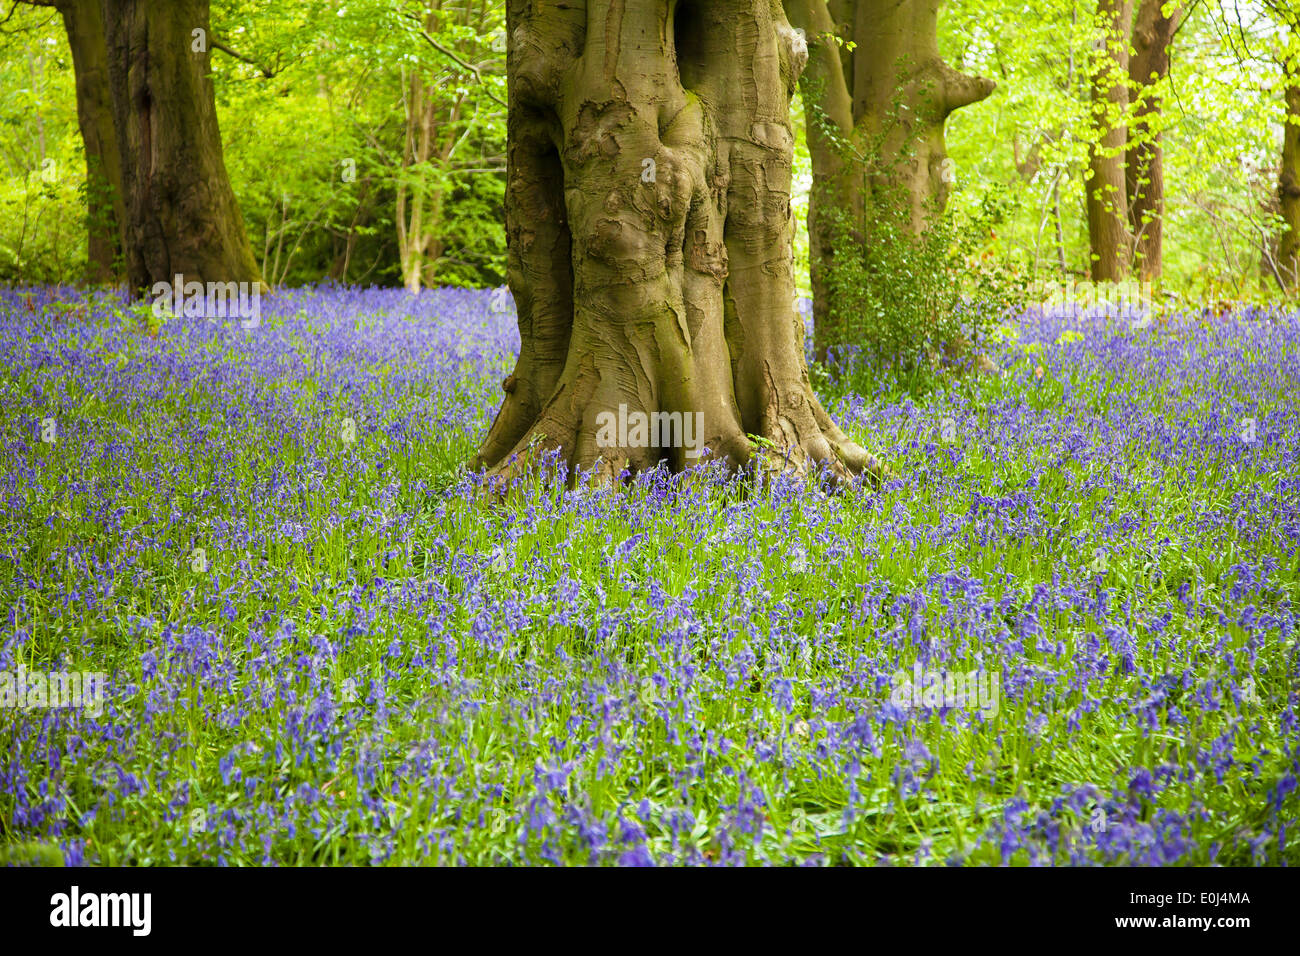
<box><xmin>849</xmin><ymin>0</ymin><xmax>994</xmax><ymax>228</ymax></box>
<box><xmin>62</xmin><ymin>0</ymin><xmax>125</xmax><ymax>284</ymax></box>
<box><xmin>1086</xmin><ymin>0</ymin><xmax>1134</xmax><ymax>282</ymax></box>
<box><xmin>395</xmin><ymin>0</ymin><xmax>488</xmax><ymax>292</ymax></box>
<box><xmin>785</xmin><ymin>0</ymin><xmax>994</xmax><ymax>360</ymax></box>
<box><xmin>101</xmin><ymin>0</ymin><xmax>263</xmax><ymax>294</ymax></box>
<box><xmin>396</xmin><ymin>69</ymin><xmax>460</xmax><ymax>293</ymax></box>
<box><xmin>784</xmin><ymin>0</ymin><xmax>858</xmax><ymax>362</ymax></box>
<box><xmin>17</xmin><ymin>0</ymin><xmax>125</xmax><ymax>283</ymax></box>
<box><xmin>1279</xmin><ymin>43</ymin><xmax>1300</xmax><ymax>290</ymax></box>
<box><xmin>331</xmin><ymin>177</ymin><xmax>375</xmax><ymax>283</ymax></box>
<box><xmin>1126</xmin><ymin>0</ymin><xmax>1184</xmax><ymax>281</ymax></box>
<box><xmin>475</xmin><ymin>0</ymin><xmax>880</xmax><ymax>484</ymax></box>
<box><xmin>397</xmin><ymin>68</ymin><xmax>435</xmax><ymax>293</ymax></box>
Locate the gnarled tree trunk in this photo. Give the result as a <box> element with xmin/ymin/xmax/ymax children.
<box><xmin>475</xmin><ymin>0</ymin><xmax>879</xmax><ymax>484</ymax></box>
<box><xmin>1126</xmin><ymin>0</ymin><xmax>1184</xmax><ymax>282</ymax></box>
<box><xmin>1086</xmin><ymin>0</ymin><xmax>1134</xmax><ymax>282</ymax></box>
<box><xmin>101</xmin><ymin>0</ymin><xmax>263</xmax><ymax>294</ymax></box>
<box><xmin>785</xmin><ymin>0</ymin><xmax>994</xmax><ymax>360</ymax></box>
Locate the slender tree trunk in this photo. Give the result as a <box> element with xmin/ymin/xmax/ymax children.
<box><xmin>784</xmin><ymin>0</ymin><xmax>858</xmax><ymax>360</ymax></box>
<box><xmin>332</xmin><ymin>177</ymin><xmax>374</xmax><ymax>282</ymax></box>
<box><xmin>101</xmin><ymin>0</ymin><xmax>263</xmax><ymax>294</ymax></box>
<box><xmin>396</xmin><ymin>0</ymin><xmax>478</xmax><ymax>293</ymax></box>
<box><xmin>29</xmin><ymin>49</ymin><xmax>47</xmax><ymax>165</ymax></box>
<box><xmin>1279</xmin><ymin>45</ymin><xmax>1300</xmax><ymax>290</ymax></box>
<box><xmin>785</xmin><ymin>0</ymin><xmax>994</xmax><ymax>360</ymax></box>
<box><xmin>1126</xmin><ymin>0</ymin><xmax>1184</xmax><ymax>281</ymax></box>
<box><xmin>1053</xmin><ymin>176</ymin><xmax>1068</xmax><ymax>272</ymax></box>
<box><xmin>396</xmin><ymin>67</ymin><xmax>433</xmax><ymax>293</ymax></box>
<box><xmin>476</xmin><ymin>0</ymin><xmax>880</xmax><ymax>484</ymax></box>
<box><xmin>1086</xmin><ymin>0</ymin><xmax>1134</xmax><ymax>282</ymax></box>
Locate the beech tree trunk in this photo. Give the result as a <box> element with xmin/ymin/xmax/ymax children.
<box><xmin>785</xmin><ymin>0</ymin><xmax>860</xmax><ymax>363</ymax></box>
<box><xmin>19</xmin><ymin>0</ymin><xmax>125</xmax><ymax>284</ymax></box>
<box><xmin>101</xmin><ymin>0</ymin><xmax>263</xmax><ymax>294</ymax></box>
<box><xmin>64</xmin><ymin>0</ymin><xmax>125</xmax><ymax>284</ymax></box>
<box><xmin>847</xmin><ymin>0</ymin><xmax>995</xmax><ymax>226</ymax></box>
<box><xmin>1126</xmin><ymin>0</ymin><xmax>1184</xmax><ymax>281</ymax></box>
<box><xmin>475</xmin><ymin>0</ymin><xmax>880</xmax><ymax>484</ymax></box>
<box><xmin>785</xmin><ymin>0</ymin><xmax>994</xmax><ymax>359</ymax></box>
<box><xmin>1086</xmin><ymin>0</ymin><xmax>1134</xmax><ymax>282</ymax></box>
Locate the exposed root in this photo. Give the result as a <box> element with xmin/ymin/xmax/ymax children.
<box><xmin>476</xmin><ymin>395</ymin><xmax>887</xmax><ymax>494</ymax></box>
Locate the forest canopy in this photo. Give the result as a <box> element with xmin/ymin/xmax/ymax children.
<box><xmin>0</xmin><ymin>0</ymin><xmax>1295</xmax><ymax>303</ymax></box>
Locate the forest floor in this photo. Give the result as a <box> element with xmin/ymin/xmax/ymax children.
<box><xmin>1</xmin><ymin>286</ymin><xmax>1297</xmax><ymax>865</ymax></box>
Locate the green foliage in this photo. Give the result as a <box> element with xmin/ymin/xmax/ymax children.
<box><xmin>820</xmin><ymin>180</ymin><xmax>1027</xmax><ymax>396</ymax></box>
<box><xmin>800</xmin><ymin>62</ymin><xmax>1028</xmax><ymax>397</ymax></box>
<box><xmin>0</xmin><ymin>0</ymin><xmax>508</xmax><ymax>289</ymax></box>
<box><xmin>0</xmin><ymin>841</ymin><xmax>64</xmax><ymax>867</ymax></box>
<box><xmin>939</xmin><ymin>0</ymin><xmax>1293</xmax><ymax>293</ymax></box>
<box><xmin>0</xmin><ymin>164</ymin><xmax>85</xmax><ymax>285</ymax></box>
<box><xmin>210</xmin><ymin>0</ymin><xmax>507</xmax><ymax>289</ymax></box>
<box><xmin>0</xmin><ymin>13</ymin><xmax>85</xmax><ymax>285</ymax></box>
<box><xmin>0</xmin><ymin>0</ymin><xmax>1296</xmax><ymax>299</ymax></box>
<box><xmin>431</xmin><ymin>167</ymin><xmax>507</xmax><ymax>288</ymax></box>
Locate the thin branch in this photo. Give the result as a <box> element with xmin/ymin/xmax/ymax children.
<box><xmin>210</xmin><ymin>37</ymin><xmax>279</xmax><ymax>78</ymax></box>
<box><xmin>401</xmin><ymin>10</ymin><xmax>506</xmax><ymax>109</ymax></box>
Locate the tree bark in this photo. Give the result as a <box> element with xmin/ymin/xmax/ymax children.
<box><xmin>1279</xmin><ymin>42</ymin><xmax>1300</xmax><ymax>290</ymax></box>
<box><xmin>1126</xmin><ymin>0</ymin><xmax>1184</xmax><ymax>281</ymax></box>
<box><xmin>100</xmin><ymin>0</ymin><xmax>263</xmax><ymax>294</ymax></box>
<box><xmin>784</xmin><ymin>0</ymin><xmax>858</xmax><ymax>363</ymax></box>
<box><xmin>849</xmin><ymin>0</ymin><xmax>994</xmax><ymax>226</ymax></box>
<box><xmin>475</xmin><ymin>0</ymin><xmax>880</xmax><ymax>484</ymax></box>
<box><xmin>395</xmin><ymin>0</ymin><xmax>465</xmax><ymax>294</ymax></box>
<box><xmin>17</xmin><ymin>0</ymin><xmax>125</xmax><ymax>283</ymax></box>
<box><xmin>396</xmin><ymin>67</ymin><xmax>455</xmax><ymax>293</ymax></box>
<box><xmin>785</xmin><ymin>0</ymin><xmax>994</xmax><ymax>360</ymax></box>
<box><xmin>62</xmin><ymin>0</ymin><xmax>125</xmax><ymax>284</ymax></box>
<box><xmin>1086</xmin><ymin>0</ymin><xmax>1134</xmax><ymax>282</ymax></box>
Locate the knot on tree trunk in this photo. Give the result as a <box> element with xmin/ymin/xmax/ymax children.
<box><xmin>941</xmin><ymin>61</ymin><xmax>996</xmax><ymax>117</ymax></box>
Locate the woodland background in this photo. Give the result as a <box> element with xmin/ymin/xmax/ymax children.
<box><xmin>0</xmin><ymin>0</ymin><xmax>1294</xmax><ymax>304</ymax></box>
